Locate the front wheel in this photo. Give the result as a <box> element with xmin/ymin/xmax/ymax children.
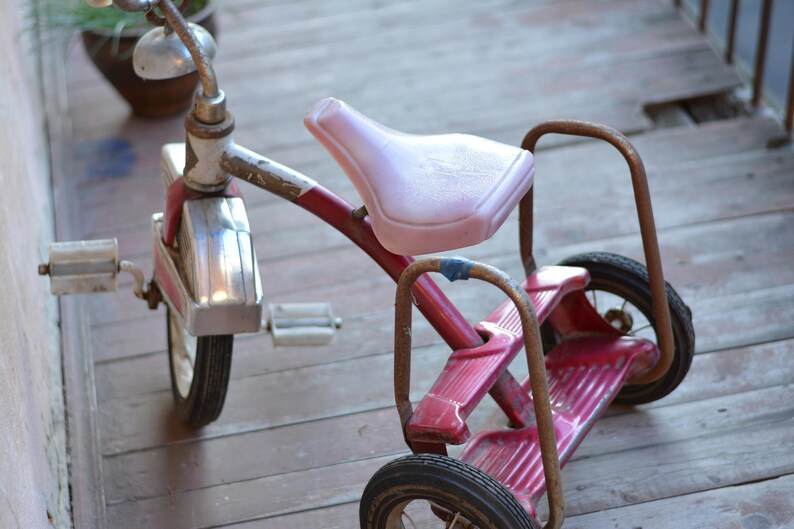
<box><xmin>167</xmin><ymin>308</ymin><xmax>233</xmax><ymax>427</ymax></box>
<box><xmin>360</xmin><ymin>454</ymin><xmax>538</xmax><ymax>529</ymax></box>
<box><xmin>554</xmin><ymin>252</ymin><xmax>695</xmax><ymax>405</ymax></box>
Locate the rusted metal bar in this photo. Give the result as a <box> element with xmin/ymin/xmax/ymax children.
<box><xmin>752</xmin><ymin>0</ymin><xmax>774</xmax><ymax>107</ymax></box>
<box><xmin>786</xmin><ymin>29</ymin><xmax>794</xmax><ymax>135</ymax></box>
<box><xmin>518</xmin><ymin>187</ymin><xmax>536</xmax><ymax>276</ymax></box>
<box><xmin>725</xmin><ymin>0</ymin><xmax>740</xmax><ymax>64</ymax></box>
<box><xmin>393</xmin><ymin>257</ymin><xmax>564</xmax><ymax>529</ymax></box>
<box><xmin>699</xmin><ymin>0</ymin><xmax>710</xmax><ymax>32</ymax></box>
<box><xmin>159</xmin><ymin>0</ymin><xmax>219</xmax><ymax>100</ymax></box>
<box><xmin>520</xmin><ymin>121</ymin><xmax>673</xmax><ymax>386</ymax></box>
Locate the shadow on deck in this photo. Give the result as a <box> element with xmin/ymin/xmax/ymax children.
<box><xmin>51</xmin><ymin>1</ymin><xmax>794</xmax><ymax>528</ymax></box>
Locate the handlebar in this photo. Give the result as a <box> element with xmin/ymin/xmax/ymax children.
<box><xmin>85</xmin><ymin>0</ymin><xmax>159</xmax><ymax>11</ymax></box>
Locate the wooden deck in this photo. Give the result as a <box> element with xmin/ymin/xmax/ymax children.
<box><xmin>53</xmin><ymin>0</ymin><xmax>794</xmax><ymax>528</ymax></box>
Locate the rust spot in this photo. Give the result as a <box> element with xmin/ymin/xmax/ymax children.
<box><xmin>223</xmin><ymin>155</ymin><xmax>303</xmax><ymax>201</ymax></box>
<box><xmin>184</xmin><ymin>110</ymin><xmax>235</xmax><ymax>139</ymax></box>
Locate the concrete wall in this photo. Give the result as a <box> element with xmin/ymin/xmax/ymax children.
<box><xmin>0</xmin><ymin>2</ymin><xmax>70</xmax><ymax>528</ymax></box>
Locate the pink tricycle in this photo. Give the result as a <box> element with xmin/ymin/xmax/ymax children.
<box><xmin>37</xmin><ymin>3</ymin><xmax>694</xmax><ymax>528</ymax></box>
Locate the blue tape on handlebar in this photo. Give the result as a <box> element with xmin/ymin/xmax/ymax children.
<box><xmin>439</xmin><ymin>257</ymin><xmax>474</xmax><ymax>282</ymax></box>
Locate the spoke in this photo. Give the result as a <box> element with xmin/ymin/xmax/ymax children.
<box><xmin>590</xmin><ymin>289</ymin><xmax>598</xmax><ymax>312</ymax></box>
<box><xmin>628</xmin><ymin>323</ymin><xmax>653</xmax><ymax>336</ymax></box>
<box><xmin>446</xmin><ymin>512</ymin><xmax>462</xmax><ymax>529</ymax></box>
<box><xmin>620</xmin><ymin>298</ymin><xmax>629</xmax><ymax>311</ymax></box>
<box><xmin>401</xmin><ymin>512</ymin><xmax>418</xmax><ymax>529</ymax></box>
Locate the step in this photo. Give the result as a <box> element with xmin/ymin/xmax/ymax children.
<box><xmin>405</xmin><ymin>266</ymin><xmax>589</xmax><ymax>445</ymax></box>
<box><xmin>459</xmin><ymin>335</ymin><xmax>659</xmax><ymax>519</ymax></box>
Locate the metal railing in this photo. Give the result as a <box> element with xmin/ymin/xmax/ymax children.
<box><xmin>675</xmin><ymin>0</ymin><xmax>794</xmax><ymax>135</ymax></box>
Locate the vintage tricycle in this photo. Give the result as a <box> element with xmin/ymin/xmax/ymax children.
<box><xmin>39</xmin><ymin>1</ymin><xmax>695</xmax><ymax>528</ymax></box>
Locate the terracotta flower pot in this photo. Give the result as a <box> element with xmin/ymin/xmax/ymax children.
<box><xmin>81</xmin><ymin>4</ymin><xmax>218</xmax><ymax>118</ymax></box>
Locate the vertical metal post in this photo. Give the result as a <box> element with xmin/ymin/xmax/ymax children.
<box><xmin>725</xmin><ymin>0</ymin><xmax>740</xmax><ymax>64</ymax></box>
<box><xmin>699</xmin><ymin>0</ymin><xmax>710</xmax><ymax>32</ymax></box>
<box><xmin>752</xmin><ymin>0</ymin><xmax>774</xmax><ymax>107</ymax></box>
<box><xmin>392</xmin><ymin>257</ymin><xmax>565</xmax><ymax>529</ymax></box>
<box><xmin>786</xmin><ymin>28</ymin><xmax>794</xmax><ymax>135</ymax></box>
<box><xmin>521</xmin><ymin>121</ymin><xmax>674</xmax><ymax>385</ymax></box>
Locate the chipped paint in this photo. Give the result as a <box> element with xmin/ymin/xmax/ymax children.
<box><xmin>221</xmin><ymin>144</ymin><xmax>316</xmax><ymax>201</ymax></box>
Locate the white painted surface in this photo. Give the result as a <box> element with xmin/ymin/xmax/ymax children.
<box><xmin>0</xmin><ymin>3</ymin><xmax>69</xmax><ymax>528</ymax></box>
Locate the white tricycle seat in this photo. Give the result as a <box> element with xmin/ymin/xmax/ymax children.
<box><xmin>304</xmin><ymin>97</ymin><xmax>535</xmax><ymax>256</ymax></box>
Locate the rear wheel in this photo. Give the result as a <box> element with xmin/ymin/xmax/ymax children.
<box><xmin>167</xmin><ymin>308</ymin><xmax>233</xmax><ymax>427</ymax></box>
<box><xmin>360</xmin><ymin>454</ymin><xmax>538</xmax><ymax>529</ymax></box>
<box><xmin>553</xmin><ymin>252</ymin><xmax>695</xmax><ymax>405</ymax></box>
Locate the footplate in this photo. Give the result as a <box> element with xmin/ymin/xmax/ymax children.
<box><xmin>459</xmin><ymin>335</ymin><xmax>658</xmax><ymax>520</ymax></box>
<box><xmin>405</xmin><ymin>265</ymin><xmax>589</xmax><ymax>445</ymax></box>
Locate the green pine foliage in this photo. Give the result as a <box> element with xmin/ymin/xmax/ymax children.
<box><xmin>31</xmin><ymin>0</ymin><xmax>209</xmax><ymax>34</ymax></box>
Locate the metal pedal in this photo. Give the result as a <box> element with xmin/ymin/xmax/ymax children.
<box><xmin>266</xmin><ymin>303</ymin><xmax>342</xmax><ymax>347</ymax></box>
<box><xmin>39</xmin><ymin>239</ymin><xmax>120</xmax><ymax>295</ymax></box>
<box><xmin>39</xmin><ymin>239</ymin><xmax>152</xmax><ymax>302</ymax></box>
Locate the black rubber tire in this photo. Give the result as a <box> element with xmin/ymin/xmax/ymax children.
<box><xmin>167</xmin><ymin>308</ymin><xmax>233</xmax><ymax>427</ymax></box>
<box><xmin>360</xmin><ymin>454</ymin><xmax>538</xmax><ymax>529</ymax></box>
<box><xmin>552</xmin><ymin>252</ymin><xmax>695</xmax><ymax>405</ymax></box>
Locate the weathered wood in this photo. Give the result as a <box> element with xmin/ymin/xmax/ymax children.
<box><xmin>103</xmin><ymin>385</ymin><xmax>794</xmax><ymax>528</ymax></box>
<box><xmin>100</xmin><ymin>343</ymin><xmax>794</xmax><ymax>504</ymax></box>
<box><xmin>104</xmin><ymin>455</ymin><xmax>392</xmax><ymax>529</ymax></box>
<box><xmin>97</xmin><ymin>341</ymin><xmax>455</xmax><ymax>454</ymax></box>
<box><xmin>223</xmin><ymin>474</ymin><xmax>794</xmax><ymax>528</ymax></box>
<box><xmin>102</xmin><ymin>407</ymin><xmax>406</xmax><ymax>503</ymax></box>
<box><xmin>93</xmin><ymin>309</ymin><xmax>439</xmax><ymax>399</ymax></box>
<box><xmin>89</xmin><ymin>208</ymin><xmax>794</xmax><ymax>363</ymax></box>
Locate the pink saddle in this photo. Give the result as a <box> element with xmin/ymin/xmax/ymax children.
<box><xmin>304</xmin><ymin>98</ymin><xmax>535</xmax><ymax>256</ymax></box>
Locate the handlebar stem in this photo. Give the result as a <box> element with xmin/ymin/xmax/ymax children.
<box><xmin>110</xmin><ymin>0</ymin><xmax>160</xmax><ymax>12</ymax></box>
<box><xmin>157</xmin><ymin>0</ymin><xmax>222</xmax><ymax>123</ymax></box>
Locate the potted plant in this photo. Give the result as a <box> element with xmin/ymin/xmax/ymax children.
<box><xmin>33</xmin><ymin>0</ymin><xmax>217</xmax><ymax>117</ymax></box>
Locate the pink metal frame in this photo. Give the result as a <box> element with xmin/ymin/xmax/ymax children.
<box><xmin>295</xmin><ymin>184</ymin><xmax>483</xmax><ymax>351</ymax></box>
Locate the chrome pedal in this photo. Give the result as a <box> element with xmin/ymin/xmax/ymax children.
<box><xmin>39</xmin><ymin>239</ymin><xmax>153</xmax><ymax>303</ymax></box>
<box><xmin>39</xmin><ymin>239</ymin><xmax>121</xmax><ymax>295</ymax></box>
<box><xmin>266</xmin><ymin>303</ymin><xmax>342</xmax><ymax>347</ymax></box>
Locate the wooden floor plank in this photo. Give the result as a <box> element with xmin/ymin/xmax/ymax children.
<box><xmin>103</xmin><ymin>386</ymin><xmax>794</xmax><ymax>528</ymax></box>
<box><xmin>226</xmin><ymin>474</ymin><xmax>794</xmax><ymax>528</ymax></box>
<box><xmin>90</xmin><ymin>207</ymin><xmax>794</xmax><ymax>357</ymax></box>
<box><xmin>105</xmin><ymin>455</ymin><xmax>391</xmax><ymax>529</ymax></box>
<box><xmin>100</xmin><ymin>342</ymin><xmax>794</xmax><ymax>504</ymax></box>
<box><xmin>97</xmin><ymin>341</ymin><xmax>452</xmax><ymax>455</ymax></box>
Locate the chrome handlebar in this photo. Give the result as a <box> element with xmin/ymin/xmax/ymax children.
<box><xmin>85</xmin><ymin>0</ymin><xmax>159</xmax><ymax>12</ymax></box>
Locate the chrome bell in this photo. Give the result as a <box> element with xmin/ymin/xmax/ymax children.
<box><xmin>132</xmin><ymin>23</ymin><xmax>217</xmax><ymax>80</ymax></box>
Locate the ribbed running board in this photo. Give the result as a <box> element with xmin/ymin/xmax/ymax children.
<box><xmin>459</xmin><ymin>335</ymin><xmax>658</xmax><ymax>518</ymax></box>
<box><xmin>405</xmin><ymin>266</ymin><xmax>589</xmax><ymax>444</ymax></box>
